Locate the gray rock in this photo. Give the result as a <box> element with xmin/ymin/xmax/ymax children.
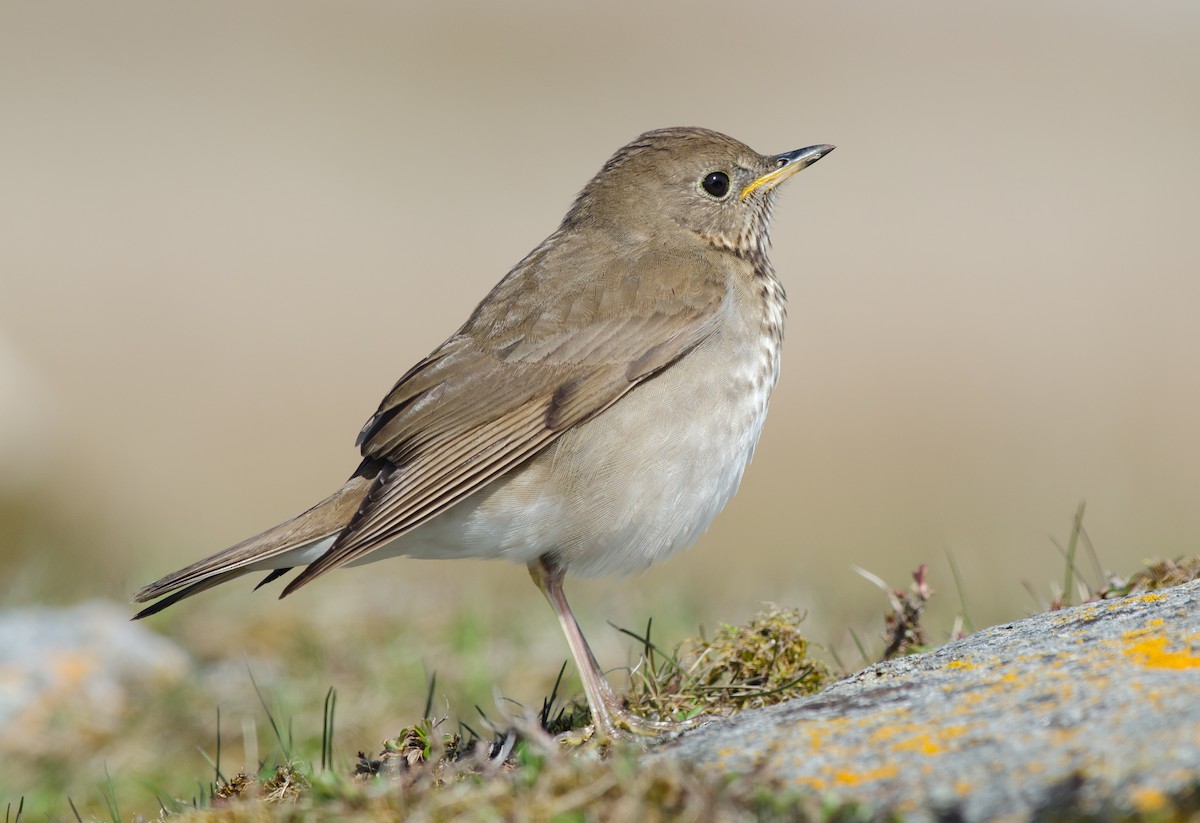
<box><xmin>0</xmin><ymin>600</ymin><xmax>189</xmax><ymax>755</ymax></box>
<box><xmin>664</xmin><ymin>580</ymin><xmax>1200</xmax><ymax>821</ymax></box>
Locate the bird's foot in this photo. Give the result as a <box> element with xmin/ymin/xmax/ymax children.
<box><xmin>558</xmin><ymin>693</ymin><xmax>706</xmax><ymax>746</ymax></box>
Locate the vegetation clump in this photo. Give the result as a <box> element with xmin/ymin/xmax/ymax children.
<box><xmin>621</xmin><ymin>604</ymin><xmax>831</xmax><ymax>722</ymax></box>
<box><xmin>158</xmin><ymin>605</ymin><xmax>833</xmax><ymax>821</ymax></box>
<box><xmin>1101</xmin><ymin>555</ymin><xmax>1200</xmax><ymax>598</ymax></box>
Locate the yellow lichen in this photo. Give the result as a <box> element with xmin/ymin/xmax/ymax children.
<box><xmin>893</xmin><ymin>732</ymin><xmax>941</xmax><ymax>756</ymax></box>
<box><xmin>868</xmin><ymin>725</ymin><xmax>904</xmax><ymax>743</ymax></box>
<box><xmin>831</xmin><ymin>765</ymin><xmax>898</xmax><ymax>786</ymax></box>
<box><xmin>49</xmin><ymin>652</ymin><xmax>96</xmax><ymax>686</ymax></box>
<box><xmin>1125</xmin><ymin>635</ymin><xmax>1200</xmax><ymax>669</ymax></box>
<box><xmin>1131</xmin><ymin>786</ymin><xmax>1168</xmax><ymax>813</ymax></box>
<box><xmin>794</xmin><ymin>775</ymin><xmax>827</xmax><ymax>792</ymax></box>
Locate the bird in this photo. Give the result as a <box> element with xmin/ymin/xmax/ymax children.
<box><xmin>133</xmin><ymin>127</ymin><xmax>834</xmax><ymax>740</ymax></box>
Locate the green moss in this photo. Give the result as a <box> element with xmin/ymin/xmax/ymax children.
<box><xmin>1102</xmin><ymin>556</ymin><xmax>1200</xmax><ymax>598</ymax></box>
<box><xmin>173</xmin><ymin>744</ymin><xmax>847</xmax><ymax>823</ymax></box>
<box><xmin>621</xmin><ymin>604</ymin><xmax>831</xmax><ymax>722</ymax></box>
<box><xmin>146</xmin><ymin>605</ymin><xmax>834</xmax><ymax>821</ymax></box>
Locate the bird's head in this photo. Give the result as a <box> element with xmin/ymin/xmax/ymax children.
<box><xmin>566</xmin><ymin>127</ymin><xmax>834</xmax><ymax>258</ymax></box>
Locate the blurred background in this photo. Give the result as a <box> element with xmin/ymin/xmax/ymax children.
<box><xmin>2</xmin><ymin>0</ymin><xmax>1198</xmax><ymax>813</ymax></box>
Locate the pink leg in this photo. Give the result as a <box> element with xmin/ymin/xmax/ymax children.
<box><xmin>528</xmin><ymin>556</ymin><xmax>700</xmax><ymax>740</ymax></box>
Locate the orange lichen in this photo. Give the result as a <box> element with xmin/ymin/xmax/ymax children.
<box><xmin>1072</xmin><ymin>605</ymin><xmax>1100</xmax><ymax>623</ymax></box>
<box><xmin>869</xmin><ymin>724</ymin><xmax>969</xmax><ymax>757</ymax></box>
<box><xmin>1131</xmin><ymin>786</ymin><xmax>1168</xmax><ymax>813</ymax></box>
<box><xmin>1125</xmin><ymin>635</ymin><xmax>1200</xmax><ymax>669</ymax></box>
<box><xmin>868</xmin><ymin>725</ymin><xmax>906</xmax><ymax>743</ymax></box>
<box><xmin>953</xmin><ymin>691</ymin><xmax>989</xmax><ymax>711</ymax></box>
<box><xmin>49</xmin><ymin>652</ymin><xmax>96</xmax><ymax>686</ymax></box>
<box><xmin>893</xmin><ymin>732</ymin><xmax>941</xmax><ymax>756</ymax></box>
<box><xmin>940</xmin><ymin>725</ymin><xmax>969</xmax><ymax>741</ymax></box>
<box><xmin>794</xmin><ymin>775</ymin><xmax>828</xmax><ymax>792</ymax></box>
<box><xmin>832</xmin><ymin>765</ymin><xmax>899</xmax><ymax>786</ymax></box>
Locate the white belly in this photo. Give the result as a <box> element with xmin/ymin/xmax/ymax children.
<box><xmin>375</xmin><ymin>327</ymin><xmax>781</xmax><ymax>577</ymax></box>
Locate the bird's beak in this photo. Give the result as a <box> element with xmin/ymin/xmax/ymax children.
<box><xmin>740</xmin><ymin>144</ymin><xmax>836</xmax><ymax>200</ymax></box>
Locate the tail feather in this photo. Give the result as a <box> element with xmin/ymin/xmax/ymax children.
<box><xmin>133</xmin><ymin>568</ymin><xmax>251</xmax><ymax>619</ymax></box>
<box><xmin>131</xmin><ymin>474</ymin><xmax>374</xmax><ymax>615</ymax></box>
<box><xmin>254</xmin><ymin>567</ymin><xmax>293</xmax><ymax>590</ymax></box>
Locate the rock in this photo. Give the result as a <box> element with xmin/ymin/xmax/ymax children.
<box><xmin>663</xmin><ymin>580</ymin><xmax>1200</xmax><ymax>821</ymax></box>
<box><xmin>0</xmin><ymin>600</ymin><xmax>190</xmax><ymax>756</ymax></box>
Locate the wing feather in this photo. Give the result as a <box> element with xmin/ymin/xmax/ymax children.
<box><xmin>282</xmin><ymin>241</ymin><xmax>729</xmax><ymax>594</ymax></box>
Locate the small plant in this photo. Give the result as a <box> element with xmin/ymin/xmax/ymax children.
<box><xmin>853</xmin><ymin>564</ymin><xmax>934</xmax><ymax>661</ymax></box>
<box><xmin>260</xmin><ymin>763</ymin><xmax>310</xmax><ymax>802</ymax></box>
<box><xmin>620</xmin><ymin>604</ymin><xmax>831</xmax><ymax>721</ymax></box>
<box><xmin>1094</xmin><ymin>555</ymin><xmax>1200</xmax><ymax>599</ymax></box>
<box><xmin>1027</xmin><ymin>502</ymin><xmax>1200</xmax><ymax>609</ymax></box>
<box><xmin>139</xmin><ymin>604</ymin><xmax>830</xmax><ymax>819</ymax></box>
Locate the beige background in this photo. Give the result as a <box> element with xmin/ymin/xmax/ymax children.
<box><xmin>2</xmin><ymin>0</ymin><xmax>1199</xmax><ymax>637</ymax></box>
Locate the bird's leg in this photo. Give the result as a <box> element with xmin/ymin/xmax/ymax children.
<box><xmin>528</xmin><ymin>556</ymin><xmax>701</xmax><ymax>741</ymax></box>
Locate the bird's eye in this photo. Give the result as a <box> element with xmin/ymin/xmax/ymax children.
<box><xmin>701</xmin><ymin>171</ymin><xmax>731</xmax><ymax>199</ymax></box>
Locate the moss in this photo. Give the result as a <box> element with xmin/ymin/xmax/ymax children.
<box><xmin>621</xmin><ymin>604</ymin><xmax>831</xmax><ymax>722</ymax></box>
<box><xmin>173</xmin><ymin>744</ymin><xmax>850</xmax><ymax>823</ymax></box>
<box><xmin>212</xmin><ymin>771</ymin><xmax>256</xmax><ymax>803</ymax></box>
<box><xmin>1102</xmin><ymin>556</ymin><xmax>1200</xmax><ymax>598</ymax></box>
<box><xmin>153</xmin><ymin>605</ymin><xmax>834</xmax><ymax>821</ymax></box>
<box><xmin>260</xmin><ymin>763</ymin><xmax>310</xmax><ymax>802</ymax></box>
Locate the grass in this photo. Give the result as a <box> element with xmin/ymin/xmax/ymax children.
<box><xmin>185</xmin><ymin>742</ymin><xmax>878</xmax><ymax>823</ymax></box>
<box><xmin>6</xmin><ymin>503</ymin><xmax>1200</xmax><ymax>820</ymax></box>
<box><xmin>1</xmin><ymin>585</ymin><xmax>537</xmax><ymax>816</ymax></box>
<box><xmin>123</xmin><ymin>605</ymin><xmax>834</xmax><ymax>822</ymax></box>
<box><xmin>4</xmin><ymin>598</ymin><xmax>838</xmax><ymax>821</ymax></box>
<box><xmin>619</xmin><ymin>605</ymin><xmax>830</xmax><ymax>721</ymax></box>
<box><xmin>1</xmin><ymin>578</ymin><xmax>834</xmax><ymax>819</ymax></box>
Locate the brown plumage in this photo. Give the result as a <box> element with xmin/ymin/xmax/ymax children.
<box><xmin>134</xmin><ymin>127</ymin><xmax>834</xmax><ymax>738</ymax></box>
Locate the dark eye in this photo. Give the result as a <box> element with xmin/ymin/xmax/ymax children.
<box><xmin>701</xmin><ymin>171</ymin><xmax>730</xmax><ymax>198</ymax></box>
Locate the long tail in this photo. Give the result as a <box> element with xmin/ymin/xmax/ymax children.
<box><xmin>132</xmin><ymin>473</ymin><xmax>374</xmax><ymax>619</ymax></box>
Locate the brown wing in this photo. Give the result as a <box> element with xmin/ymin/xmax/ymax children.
<box><xmin>281</xmin><ymin>236</ymin><xmax>728</xmax><ymax>594</ymax></box>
